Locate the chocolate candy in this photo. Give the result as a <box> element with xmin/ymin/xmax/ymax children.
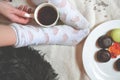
<box><xmin>97</xmin><ymin>35</ymin><xmax>113</xmax><ymax>48</ymax></box>
<box><xmin>96</xmin><ymin>49</ymin><xmax>111</xmax><ymax>62</ymax></box>
<box><xmin>114</xmin><ymin>58</ymin><xmax>120</xmax><ymax>71</ymax></box>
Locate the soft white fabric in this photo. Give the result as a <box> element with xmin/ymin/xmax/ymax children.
<box><xmin>11</xmin><ymin>23</ymin><xmax>89</xmax><ymax>47</ymax></box>
<box><xmin>0</xmin><ymin>0</ymin><xmax>120</xmax><ymax>80</ymax></box>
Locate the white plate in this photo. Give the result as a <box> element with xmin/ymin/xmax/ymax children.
<box><xmin>82</xmin><ymin>20</ymin><xmax>120</xmax><ymax>80</ymax></box>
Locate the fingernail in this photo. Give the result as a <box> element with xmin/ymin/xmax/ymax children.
<box><xmin>24</xmin><ymin>13</ymin><xmax>31</xmax><ymax>18</ymax></box>
<box><xmin>24</xmin><ymin>13</ymin><xmax>34</xmax><ymax>18</ymax></box>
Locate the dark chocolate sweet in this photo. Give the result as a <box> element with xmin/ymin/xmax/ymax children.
<box><xmin>114</xmin><ymin>58</ymin><xmax>120</xmax><ymax>71</ymax></box>
<box><xmin>97</xmin><ymin>35</ymin><xmax>113</xmax><ymax>48</ymax></box>
<box><xmin>96</xmin><ymin>49</ymin><xmax>111</xmax><ymax>62</ymax></box>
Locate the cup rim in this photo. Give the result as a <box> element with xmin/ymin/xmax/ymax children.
<box><xmin>34</xmin><ymin>3</ymin><xmax>59</xmax><ymax>27</ymax></box>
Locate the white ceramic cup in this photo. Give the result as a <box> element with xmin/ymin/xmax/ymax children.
<box><xmin>25</xmin><ymin>3</ymin><xmax>59</xmax><ymax>27</ymax></box>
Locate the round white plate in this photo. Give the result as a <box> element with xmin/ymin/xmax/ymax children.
<box><xmin>82</xmin><ymin>20</ymin><xmax>120</xmax><ymax>80</ymax></box>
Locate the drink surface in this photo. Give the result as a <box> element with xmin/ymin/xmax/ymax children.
<box><xmin>37</xmin><ymin>6</ymin><xmax>57</xmax><ymax>25</ymax></box>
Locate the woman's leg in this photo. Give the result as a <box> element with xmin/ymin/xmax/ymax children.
<box><xmin>0</xmin><ymin>24</ymin><xmax>16</xmax><ymax>47</ymax></box>
<box><xmin>48</xmin><ymin>0</ymin><xmax>89</xmax><ymax>29</ymax></box>
<box><xmin>10</xmin><ymin>23</ymin><xmax>89</xmax><ymax>47</ymax></box>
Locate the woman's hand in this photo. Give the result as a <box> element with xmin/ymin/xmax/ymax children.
<box><xmin>0</xmin><ymin>1</ymin><xmax>30</xmax><ymax>24</ymax></box>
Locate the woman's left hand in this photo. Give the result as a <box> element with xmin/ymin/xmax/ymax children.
<box><xmin>0</xmin><ymin>1</ymin><xmax>30</xmax><ymax>24</ymax></box>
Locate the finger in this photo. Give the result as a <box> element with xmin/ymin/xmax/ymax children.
<box><xmin>17</xmin><ymin>5</ymin><xmax>33</xmax><ymax>13</ymax></box>
<box><xmin>17</xmin><ymin>5</ymin><xmax>24</xmax><ymax>10</ymax></box>
<box><xmin>15</xmin><ymin>17</ymin><xmax>30</xmax><ymax>24</ymax></box>
<box><xmin>28</xmin><ymin>8</ymin><xmax>33</xmax><ymax>13</ymax></box>
<box><xmin>10</xmin><ymin>15</ymin><xmax>30</xmax><ymax>24</ymax></box>
<box><xmin>23</xmin><ymin>5</ymin><xmax>28</xmax><ymax>12</ymax></box>
<box><xmin>13</xmin><ymin>8</ymin><xmax>28</xmax><ymax>18</ymax></box>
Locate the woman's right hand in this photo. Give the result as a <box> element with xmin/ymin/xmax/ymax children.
<box><xmin>0</xmin><ymin>1</ymin><xmax>30</xmax><ymax>24</ymax></box>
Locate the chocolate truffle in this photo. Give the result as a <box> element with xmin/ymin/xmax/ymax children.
<box><xmin>96</xmin><ymin>49</ymin><xmax>111</xmax><ymax>62</ymax></box>
<box><xmin>97</xmin><ymin>35</ymin><xmax>113</xmax><ymax>48</ymax></box>
<box><xmin>114</xmin><ymin>58</ymin><xmax>120</xmax><ymax>71</ymax></box>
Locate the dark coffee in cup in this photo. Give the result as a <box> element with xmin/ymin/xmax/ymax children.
<box><xmin>34</xmin><ymin>3</ymin><xmax>59</xmax><ymax>27</ymax></box>
<box><xmin>37</xmin><ymin>6</ymin><xmax>58</xmax><ymax>25</ymax></box>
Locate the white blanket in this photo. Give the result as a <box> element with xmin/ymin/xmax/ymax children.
<box><xmin>37</xmin><ymin>0</ymin><xmax>120</xmax><ymax>80</ymax></box>
<box><xmin>33</xmin><ymin>0</ymin><xmax>120</xmax><ymax>80</ymax></box>
<box><xmin>0</xmin><ymin>0</ymin><xmax>120</xmax><ymax>80</ymax></box>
